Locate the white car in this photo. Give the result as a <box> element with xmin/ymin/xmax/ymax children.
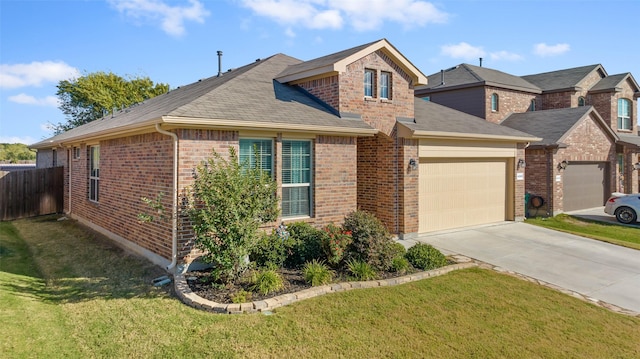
<box><xmin>604</xmin><ymin>193</ymin><xmax>640</xmax><ymax>224</ymax></box>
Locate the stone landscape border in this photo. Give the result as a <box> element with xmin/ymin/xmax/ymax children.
<box><xmin>173</xmin><ymin>255</ymin><xmax>640</xmax><ymax>317</ymax></box>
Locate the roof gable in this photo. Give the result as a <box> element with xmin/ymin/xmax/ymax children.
<box><xmin>419</xmin><ymin>63</ymin><xmax>541</xmax><ymax>94</ymax></box>
<box><xmin>275</xmin><ymin>38</ymin><xmax>428</xmax><ymax>86</ymax></box>
<box><xmin>501</xmin><ymin>106</ymin><xmax>617</xmax><ymax>147</ymax></box>
<box><xmin>522</xmin><ymin>64</ymin><xmax>605</xmax><ymax>92</ymax></box>
<box><xmin>589</xmin><ymin>73</ymin><xmax>640</xmax><ymax>95</ymax></box>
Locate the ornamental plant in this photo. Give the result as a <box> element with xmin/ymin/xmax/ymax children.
<box><xmin>186</xmin><ymin>146</ymin><xmax>279</xmax><ymax>284</ymax></box>
<box><xmin>320</xmin><ymin>223</ymin><xmax>352</xmax><ymax>266</ymax></box>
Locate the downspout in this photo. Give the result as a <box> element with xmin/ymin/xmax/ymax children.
<box><xmin>155</xmin><ymin>123</ymin><xmax>179</xmax><ymax>272</ymax></box>
<box><xmin>546</xmin><ymin>148</ymin><xmax>552</xmax><ymax>216</ymax></box>
<box><xmin>68</xmin><ymin>147</ymin><xmax>72</xmax><ymax>215</ymax></box>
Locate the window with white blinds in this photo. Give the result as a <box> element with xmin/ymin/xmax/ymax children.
<box><xmin>239</xmin><ymin>139</ymin><xmax>273</xmax><ymax>175</ymax></box>
<box><xmin>281</xmin><ymin>140</ymin><xmax>311</xmax><ymax>217</ymax></box>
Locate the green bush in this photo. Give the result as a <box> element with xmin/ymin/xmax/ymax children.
<box><xmin>231</xmin><ymin>290</ymin><xmax>252</xmax><ymax>303</ymax></box>
<box><xmin>391</xmin><ymin>256</ymin><xmax>411</xmax><ymax>274</ymax></box>
<box><xmin>342</xmin><ymin>210</ymin><xmax>396</xmax><ymax>271</ymax></box>
<box><xmin>284</xmin><ymin>222</ymin><xmax>324</xmax><ymax>268</ymax></box>
<box><xmin>320</xmin><ymin>223</ymin><xmax>352</xmax><ymax>266</ymax></box>
<box><xmin>405</xmin><ymin>243</ymin><xmax>447</xmax><ymax>271</ymax></box>
<box><xmin>250</xmin><ymin>269</ymin><xmax>284</xmax><ymax>295</ymax></box>
<box><xmin>187</xmin><ymin>147</ymin><xmax>279</xmax><ymax>284</ymax></box>
<box><xmin>250</xmin><ymin>230</ymin><xmax>287</xmax><ymax>269</ymax></box>
<box><xmin>302</xmin><ymin>259</ymin><xmax>334</xmax><ymax>286</ymax></box>
<box><xmin>346</xmin><ymin>259</ymin><xmax>377</xmax><ymax>281</ymax></box>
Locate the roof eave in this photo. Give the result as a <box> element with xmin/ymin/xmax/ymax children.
<box><xmin>397</xmin><ymin>123</ymin><xmax>540</xmax><ymax>142</ymax></box>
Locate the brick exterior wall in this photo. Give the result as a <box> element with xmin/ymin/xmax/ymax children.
<box><xmin>525</xmin><ymin>114</ymin><xmax>616</xmax><ymax>215</ymax></box>
<box><xmin>484</xmin><ymin>86</ymin><xmax>537</xmax><ymax>124</ymax></box>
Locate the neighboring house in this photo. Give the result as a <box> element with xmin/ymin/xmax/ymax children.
<box><xmin>31</xmin><ymin>39</ymin><xmax>538</xmax><ymax>272</ymax></box>
<box><xmin>416</xmin><ymin>63</ymin><xmax>640</xmax><ymax>215</ymax></box>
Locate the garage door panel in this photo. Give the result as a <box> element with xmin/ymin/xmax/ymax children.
<box><xmin>419</xmin><ymin>159</ymin><xmax>507</xmax><ymax>232</ymax></box>
<box><xmin>563</xmin><ymin>162</ymin><xmax>608</xmax><ymax>211</ymax></box>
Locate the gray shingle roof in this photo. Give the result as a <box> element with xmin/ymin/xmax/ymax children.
<box><xmin>522</xmin><ymin>64</ymin><xmax>603</xmax><ymax>91</ymax></box>
<box><xmin>618</xmin><ymin>133</ymin><xmax>640</xmax><ymax>148</ymax></box>
<box><xmin>590</xmin><ymin>73</ymin><xmax>636</xmax><ymax>92</ymax></box>
<box><xmin>500</xmin><ymin>106</ymin><xmax>608</xmax><ymax>146</ymax></box>
<box><xmin>407</xmin><ymin>99</ymin><xmax>538</xmax><ymax>139</ymax></box>
<box><xmin>419</xmin><ymin>63</ymin><xmax>541</xmax><ymax>93</ymax></box>
<box><xmin>32</xmin><ymin>54</ymin><xmax>375</xmax><ymax>148</ymax></box>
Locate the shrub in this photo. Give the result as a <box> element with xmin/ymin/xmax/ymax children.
<box><xmin>405</xmin><ymin>243</ymin><xmax>447</xmax><ymax>270</ymax></box>
<box><xmin>320</xmin><ymin>223</ymin><xmax>352</xmax><ymax>266</ymax></box>
<box><xmin>391</xmin><ymin>256</ymin><xmax>411</xmax><ymax>274</ymax></box>
<box><xmin>284</xmin><ymin>222</ymin><xmax>324</xmax><ymax>268</ymax></box>
<box><xmin>346</xmin><ymin>259</ymin><xmax>377</xmax><ymax>281</ymax></box>
<box><xmin>250</xmin><ymin>269</ymin><xmax>284</xmax><ymax>295</ymax></box>
<box><xmin>302</xmin><ymin>259</ymin><xmax>334</xmax><ymax>286</ymax></box>
<box><xmin>342</xmin><ymin>210</ymin><xmax>396</xmax><ymax>271</ymax></box>
<box><xmin>231</xmin><ymin>290</ymin><xmax>252</xmax><ymax>303</ymax></box>
<box><xmin>250</xmin><ymin>230</ymin><xmax>287</xmax><ymax>269</ymax></box>
<box><xmin>187</xmin><ymin>147</ymin><xmax>279</xmax><ymax>284</ymax></box>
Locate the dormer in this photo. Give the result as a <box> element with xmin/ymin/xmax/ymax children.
<box><xmin>275</xmin><ymin>39</ymin><xmax>428</xmax><ymax>136</ymax></box>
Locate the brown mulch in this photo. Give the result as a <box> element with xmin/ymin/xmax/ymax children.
<box><xmin>186</xmin><ymin>267</ymin><xmax>418</xmax><ymax>304</ymax></box>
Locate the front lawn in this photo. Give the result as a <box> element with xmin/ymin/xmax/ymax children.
<box><xmin>526</xmin><ymin>214</ymin><xmax>640</xmax><ymax>250</ymax></box>
<box><xmin>1</xmin><ymin>216</ymin><xmax>639</xmax><ymax>358</ymax></box>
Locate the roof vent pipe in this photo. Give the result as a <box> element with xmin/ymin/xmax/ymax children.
<box><xmin>440</xmin><ymin>69</ymin><xmax>445</xmax><ymax>85</ymax></box>
<box><xmin>217</xmin><ymin>50</ymin><xmax>223</xmax><ymax>77</ymax></box>
<box><xmin>479</xmin><ymin>57</ymin><xmax>483</xmax><ymax>67</ymax></box>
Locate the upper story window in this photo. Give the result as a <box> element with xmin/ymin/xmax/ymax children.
<box><xmin>380</xmin><ymin>71</ymin><xmax>391</xmax><ymax>99</ymax></box>
<box><xmin>364</xmin><ymin>69</ymin><xmax>375</xmax><ymax>97</ymax></box>
<box><xmin>89</xmin><ymin>146</ymin><xmax>100</xmax><ymax>202</ymax></box>
<box><xmin>491</xmin><ymin>93</ymin><xmax>499</xmax><ymax>112</ymax></box>
<box><xmin>281</xmin><ymin>140</ymin><xmax>311</xmax><ymax>218</ymax></box>
<box><xmin>578</xmin><ymin>96</ymin><xmax>586</xmax><ymax>106</ymax></box>
<box><xmin>422</xmin><ymin>96</ymin><xmax>431</xmax><ymax>102</ymax></box>
<box><xmin>617</xmin><ymin>98</ymin><xmax>632</xmax><ymax>131</ymax></box>
<box><xmin>529</xmin><ymin>99</ymin><xmax>536</xmax><ymax>111</ymax></box>
<box><xmin>239</xmin><ymin>138</ymin><xmax>273</xmax><ymax>176</ymax></box>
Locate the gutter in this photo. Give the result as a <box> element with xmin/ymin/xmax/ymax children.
<box><xmin>155</xmin><ymin>123</ymin><xmax>179</xmax><ymax>273</ymax></box>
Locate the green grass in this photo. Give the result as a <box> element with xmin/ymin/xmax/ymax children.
<box><xmin>526</xmin><ymin>214</ymin><xmax>640</xmax><ymax>250</ymax></box>
<box><xmin>2</xmin><ymin>215</ymin><xmax>640</xmax><ymax>358</ymax></box>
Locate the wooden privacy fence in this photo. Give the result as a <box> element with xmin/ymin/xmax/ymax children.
<box><xmin>0</xmin><ymin>167</ymin><xmax>64</xmax><ymax>221</ymax></box>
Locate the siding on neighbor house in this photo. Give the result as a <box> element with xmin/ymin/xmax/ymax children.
<box><xmin>418</xmin><ymin>87</ymin><xmax>487</xmax><ymax>119</ymax></box>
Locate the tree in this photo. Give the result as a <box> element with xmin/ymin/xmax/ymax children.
<box><xmin>54</xmin><ymin>71</ymin><xmax>169</xmax><ymax>134</ymax></box>
<box><xmin>0</xmin><ymin>143</ymin><xmax>36</xmax><ymax>163</ymax></box>
<box><xmin>187</xmin><ymin>147</ymin><xmax>279</xmax><ymax>284</ymax></box>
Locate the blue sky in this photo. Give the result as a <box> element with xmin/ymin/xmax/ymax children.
<box><xmin>1</xmin><ymin>0</ymin><xmax>639</xmax><ymax>145</ymax></box>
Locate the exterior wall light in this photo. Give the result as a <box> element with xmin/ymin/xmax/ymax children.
<box><xmin>409</xmin><ymin>158</ymin><xmax>418</xmax><ymax>171</ymax></box>
<box><xmin>517</xmin><ymin>159</ymin><xmax>526</xmax><ymax>169</ymax></box>
<box><xmin>557</xmin><ymin>160</ymin><xmax>569</xmax><ymax>171</ymax></box>
<box><xmin>633</xmin><ymin>162</ymin><xmax>640</xmax><ymax>170</ymax></box>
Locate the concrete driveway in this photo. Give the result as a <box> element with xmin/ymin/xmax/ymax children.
<box><xmin>412</xmin><ymin>222</ymin><xmax>640</xmax><ymax>314</ymax></box>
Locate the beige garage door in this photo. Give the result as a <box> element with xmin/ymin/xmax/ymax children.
<box><xmin>419</xmin><ymin>158</ymin><xmax>507</xmax><ymax>232</ymax></box>
<box><xmin>563</xmin><ymin>162</ymin><xmax>608</xmax><ymax>212</ymax></box>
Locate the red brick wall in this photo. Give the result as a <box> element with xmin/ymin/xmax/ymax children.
<box><xmin>484</xmin><ymin>87</ymin><xmax>537</xmax><ymax>124</ymax></box>
<box><xmin>296</xmin><ymin>75</ymin><xmax>339</xmax><ymax>110</ymax></box>
<box><xmin>398</xmin><ymin>138</ymin><xmax>419</xmax><ymax>234</ymax></box>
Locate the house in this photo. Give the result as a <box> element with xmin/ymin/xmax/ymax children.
<box><xmin>31</xmin><ymin>39</ymin><xmax>538</xmax><ymax>272</ymax></box>
<box><xmin>416</xmin><ymin>63</ymin><xmax>640</xmax><ymax>215</ymax></box>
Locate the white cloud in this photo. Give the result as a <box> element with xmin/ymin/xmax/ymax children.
<box><xmin>533</xmin><ymin>43</ymin><xmax>570</xmax><ymax>57</ymax></box>
<box><xmin>440</xmin><ymin>42</ymin><xmax>485</xmax><ymax>60</ymax></box>
<box><xmin>490</xmin><ymin>51</ymin><xmax>523</xmax><ymax>61</ymax></box>
<box><xmin>241</xmin><ymin>0</ymin><xmax>448</xmax><ymax>31</ymax></box>
<box><xmin>284</xmin><ymin>27</ymin><xmax>296</xmax><ymax>38</ymax></box>
<box><xmin>9</xmin><ymin>93</ymin><xmax>59</xmax><ymax>107</ymax></box>
<box><xmin>0</xmin><ymin>136</ymin><xmax>36</xmax><ymax>145</ymax></box>
<box><xmin>0</xmin><ymin>61</ymin><xmax>79</xmax><ymax>89</ymax></box>
<box><xmin>108</xmin><ymin>0</ymin><xmax>210</xmax><ymax>37</ymax></box>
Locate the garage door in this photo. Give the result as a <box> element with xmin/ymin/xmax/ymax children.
<box><xmin>563</xmin><ymin>162</ymin><xmax>608</xmax><ymax>211</ymax></box>
<box><xmin>419</xmin><ymin>158</ymin><xmax>507</xmax><ymax>232</ymax></box>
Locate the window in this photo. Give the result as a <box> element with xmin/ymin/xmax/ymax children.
<box><xmin>618</xmin><ymin>154</ymin><xmax>625</xmax><ymax>175</ymax></box>
<box><xmin>617</xmin><ymin>98</ymin><xmax>631</xmax><ymax>130</ymax></box>
<box><xmin>364</xmin><ymin>69</ymin><xmax>375</xmax><ymax>97</ymax></box>
<box><xmin>89</xmin><ymin>146</ymin><xmax>100</xmax><ymax>202</ymax></box>
<box><xmin>380</xmin><ymin>71</ymin><xmax>391</xmax><ymax>99</ymax></box>
<box><xmin>578</xmin><ymin>96</ymin><xmax>586</xmax><ymax>106</ymax></box>
<box><xmin>239</xmin><ymin>139</ymin><xmax>273</xmax><ymax>175</ymax></box>
<box><xmin>491</xmin><ymin>93</ymin><xmax>499</xmax><ymax>112</ymax></box>
<box><xmin>422</xmin><ymin>96</ymin><xmax>431</xmax><ymax>102</ymax></box>
<box><xmin>529</xmin><ymin>99</ymin><xmax>536</xmax><ymax>111</ymax></box>
<box><xmin>73</xmin><ymin>147</ymin><xmax>81</xmax><ymax>159</ymax></box>
<box><xmin>281</xmin><ymin>140</ymin><xmax>311</xmax><ymax>217</ymax></box>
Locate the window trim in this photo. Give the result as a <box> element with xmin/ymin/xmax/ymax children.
<box><xmin>491</xmin><ymin>93</ymin><xmax>499</xmax><ymax>112</ymax></box>
<box><xmin>89</xmin><ymin>145</ymin><xmax>100</xmax><ymax>203</ymax></box>
<box><xmin>380</xmin><ymin>71</ymin><xmax>391</xmax><ymax>99</ymax></box>
<box><xmin>617</xmin><ymin>98</ymin><xmax>632</xmax><ymax>131</ymax></box>
<box><xmin>364</xmin><ymin>69</ymin><xmax>375</xmax><ymax>98</ymax></box>
<box><xmin>281</xmin><ymin>139</ymin><xmax>312</xmax><ymax>219</ymax></box>
<box><xmin>73</xmin><ymin>146</ymin><xmax>81</xmax><ymax>160</ymax></box>
<box><xmin>578</xmin><ymin>96</ymin><xmax>586</xmax><ymax>107</ymax></box>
